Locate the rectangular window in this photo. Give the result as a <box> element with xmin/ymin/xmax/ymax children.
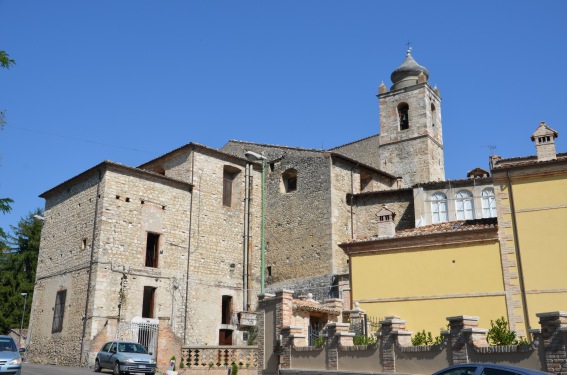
<box><xmin>142</xmin><ymin>286</ymin><xmax>156</xmax><ymax>318</ymax></box>
<box><xmin>221</xmin><ymin>295</ymin><xmax>233</xmax><ymax>324</ymax></box>
<box><xmin>223</xmin><ymin>171</ymin><xmax>233</xmax><ymax>207</ymax></box>
<box><xmin>52</xmin><ymin>290</ymin><xmax>67</xmax><ymax>333</ymax></box>
<box><xmin>223</xmin><ymin>166</ymin><xmax>240</xmax><ymax>207</ymax></box>
<box><xmin>145</xmin><ymin>233</ymin><xmax>159</xmax><ymax>268</ymax></box>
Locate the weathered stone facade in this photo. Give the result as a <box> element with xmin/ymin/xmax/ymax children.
<box><xmin>28</xmin><ymin>146</ymin><xmax>263</xmax><ymax>366</ymax></box>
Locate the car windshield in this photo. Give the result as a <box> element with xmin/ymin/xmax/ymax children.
<box><xmin>118</xmin><ymin>343</ymin><xmax>148</xmax><ymax>354</ymax></box>
<box><xmin>0</xmin><ymin>338</ymin><xmax>17</xmax><ymax>352</ymax></box>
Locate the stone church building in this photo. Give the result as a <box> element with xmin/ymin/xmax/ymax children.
<box><xmin>28</xmin><ymin>49</ymin><xmax>470</xmax><ymax>367</ymax></box>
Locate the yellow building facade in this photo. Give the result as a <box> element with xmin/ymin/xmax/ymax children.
<box><xmin>342</xmin><ymin>122</ymin><xmax>567</xmax><ymax>339</ymax></box>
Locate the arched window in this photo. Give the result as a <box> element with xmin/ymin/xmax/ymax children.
<box><xmin>456</xmin><ymin>190</ymin><xmax>474</xmax><ymax>220</ymax></box>
<box><xmin>482</xmin><ymin>188</ymin><xmax>497</xmax><ymax>218</ymax></box>
<box><xmin>431</xmin><ymin>192</ymin><xmax>448</xmax><ymax>224</ymax></box>
<box><xmin>397</xmin><ymin>103</ymin><xmax>409</xmax><ymax>130</ymax></box>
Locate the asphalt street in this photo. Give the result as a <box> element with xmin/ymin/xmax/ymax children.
<box><xmin>22</xmin><ymin>362</ymin><xmax>102</xmax><ymax>374</ymax></box>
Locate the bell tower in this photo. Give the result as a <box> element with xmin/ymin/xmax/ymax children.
<box><xmin>378</xmin><ymin>49</ymin><xmax>445</xmax><ymax>187</ymax></box>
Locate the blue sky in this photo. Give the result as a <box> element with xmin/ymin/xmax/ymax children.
<box><xmin>1</xmin><ymin>1</ymin><xmax>566</xmax><ymax>231</ymax></box>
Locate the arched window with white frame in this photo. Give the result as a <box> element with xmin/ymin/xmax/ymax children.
<box><xmin>482</xmin><ymin>188</ymin><xmax>497</xmax><ymax>218</ymax></box>
<box><xmin>456</xmin><ymin>190</ymin><xmax>474</xmax><ymax>220</ymax></box>
<box><xmin>431</xmin><ymin>192</ymin><xmax>448</xmax><ymax>224</ymax></box>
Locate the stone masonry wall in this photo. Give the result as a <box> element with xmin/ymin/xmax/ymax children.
<box><xmin>329</xmin><ymin>135</ymin><xmax>381</xmax><ymax>171</ymax></box>
<box><xmin>142</xmin><ymin>146</ymin><xmax>262</xmax><ymax>345</ymax></box>
<box><xmin>352</xmin><ymin>189</ymin><xmax>414</xmax><ymax>240</ymax></box>
<box><xmin>28</xmin><ymin>172</ymin><xmax>103</xmax><ymax>366</ymax></box>
<box><xmin>378</xmin><ymin>84</ymin><xmax>444</xmax><ymax>187</ymax></box>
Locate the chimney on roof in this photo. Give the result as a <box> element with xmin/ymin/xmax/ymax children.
<box><xmin>376</xmin><ymin>206</ymin><xmax>396</xmax><ymax>238</ymax></box>
<box><xmin>531</xmin><ymin>121</ymin><xmax>559</xmax><ymax>161</ymax></box>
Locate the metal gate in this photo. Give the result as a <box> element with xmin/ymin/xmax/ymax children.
<box><xmin>130</xmin><ymin>316</ymin><xmax>159</xmax><ymax>357</ymax></box>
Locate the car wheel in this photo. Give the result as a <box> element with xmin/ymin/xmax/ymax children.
<box><xmin>94</xmin><ymin>359</ymin><xmax>102</xmax><ymax>372</ymax></box>
<box><xmin>113</xmin><ymin>361</ymin><xmax>122</xmax><ymax>375</ymax></box>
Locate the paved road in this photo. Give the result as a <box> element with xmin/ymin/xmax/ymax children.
<box><xmin>22</xmin><ymin>362</ymin><xmax>101</xmax><ymax>374</ymax></box>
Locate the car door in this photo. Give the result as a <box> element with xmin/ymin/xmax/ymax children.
<box><xmin>106</xmin><ymin>342</ymin><xmax>118</xmax><ymax>368</ymax></box>
<box><xmin>98</xmin><ymin>342</ymin><xmax>112</xmax><ymax>368</ymax></box>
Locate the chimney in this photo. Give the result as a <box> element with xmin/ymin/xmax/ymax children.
<box><xmin>376</xmin><ymin>206</ymin><xmax>396</xmax><ymax>238</ymax></box>
<box><xmin>531</xmin><ymin>121</ymin><xmax>559</xmax><ymax>162</ymax></box>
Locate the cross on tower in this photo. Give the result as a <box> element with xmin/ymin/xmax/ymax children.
<box><xmin>405</xmin><ymin>41</ymin><xmax>412</xmax><ymax>53</ymax></box>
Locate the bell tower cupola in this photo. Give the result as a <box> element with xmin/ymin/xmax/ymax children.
<box><xmin>377</xmin><ymin>49</ymin><xmax>445</xmax><ymax>187</ymax></box>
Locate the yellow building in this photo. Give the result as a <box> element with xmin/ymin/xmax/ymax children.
<box><xmin>340</xmin><ymin>121</ymin><xmax>567</xmax><ymax>338</ymax></box>
<box><xmin>490</xmin><ymin>121</ymin><xmax>567</xmax><ymax>336</ymax></box>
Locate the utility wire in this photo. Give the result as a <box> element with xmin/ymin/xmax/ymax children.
<box><xmin>4</xmin><ymin>124</ymin><xmax>158</xmax><ymax>155</ymax></box>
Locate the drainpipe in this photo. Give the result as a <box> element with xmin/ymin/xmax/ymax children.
<box><xmin>183</xmin><ymin>147</ymin><xmax>195</xmax><ymax>344</ymax></box>
<box><xmin>506</xmin><ymin>170</ymin><xmax>531</xmax><ymax>334</ymax></box>
<box><xmin>243</xmin><ymin>164</ymin><xmax>251</xmax><ymax>311</ymax></box>
<box><xmin>79</xmin><ymin>169</ymin><xmax>103</xmax><ymax>367</ymax></box>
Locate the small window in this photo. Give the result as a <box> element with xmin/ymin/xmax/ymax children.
<box><xmin>281</xmin><ymin>169</ymin><xmax>298</xmax><ymax>193</ymax></box>
<box><xmin>81</xmin><ymin>238</ymin><xmax>87</xmax><ymax>251</ymax></box>
<box><xmin>398</xmin><ymin>103</ymin><xmax>409</xmax><ymax>130</ymax></box>
<box><xmin>223</xmin><ymin>166</ymin><xmax>240</xmax><ymax>207</ymax></box>
<box><xmin>482</xmin><ymin>188</ymin><xmax>497</xmax><ymax>218</ymax></box>
<box><xmin>145</xmin><ymin>233</ymin><xmax>160</xmax><ymax>268</ymax></box>
<box><xmin>456</xmin><ymin>190</ymin><xmax>474</xmax><ymax>220</ymax></box>
<box><xmin>221</xmin><ymin>295</ymin><xmax>233</xmax><ymax>325</ymax></box>
<box><xmin>142</xmin><ymin>286</ymin><xmax>156</xmax><ymax>318</ymax></box>
<box><xmin>52</xmin><ymin>289</ymin><xmax>67</xmax><ymax>333</ymax></box>
<box><xmin>431</xmin><ymin>192</ymin><xmax>448</xmax><ymax>224</ymax></box>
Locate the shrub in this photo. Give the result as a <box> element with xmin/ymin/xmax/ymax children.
<box><xmin>412</xmin><ymin>330</ymin><xmax>444</xmax><ymax>346</ymax></box>
<box><xmin>231</xmin><ymin>363</ymin><xmax>238</xmax><ymax>375</ymax></box>
<box><xmin>353</xmin><ymin>334</ymin><xmax>376</xmax><ymax>345</ymax></box>
<box><xmin>313</xmin><ymin>336</ymin><xmax>324</xmax><ymax>347</ymax></box>
<box><xmin>170</xmin><ymin>355</ymin><xmax>177</xmax><ymax>371</ymax></box>
<box><xmin>487</xmin><ymin>317</ymin><xmax>517</xmax><ymax>345</ymax></box>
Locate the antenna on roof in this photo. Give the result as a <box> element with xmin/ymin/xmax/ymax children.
<box><xmin>484</xmin><ymin>145</ymin><xmax>497</xmax><ymax>155</ymax></box>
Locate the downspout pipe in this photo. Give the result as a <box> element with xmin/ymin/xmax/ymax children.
<box><xmin>79</xmin><ymin>169</ymin><xmax>103</xmax><ymax>367</ymax></box>
<box><xmin>243</xmin><ymin>163</ymin><xmax>251</xmax><ymax>311</ymax></box>
<box><xmin>183</xmin><ymin>147</ymin><xmax>196</xmax><ymax>344</ymax></box>
<box><xmin>506</xmin><ymin>170</ymin><xmax>531</xmax><ymax>334</ymax></box>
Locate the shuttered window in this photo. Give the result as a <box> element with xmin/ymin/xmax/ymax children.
<box><xmin>52</xmin><ymin>290</ymin><xmax>67</xmax><ymax>333</ymax></box>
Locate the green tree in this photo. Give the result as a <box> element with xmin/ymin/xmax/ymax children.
<box><xmin>0</xmin><ymin>209</ymin><xmax>43</xmax><ymax>334</ymax></box>
<box><xmin>0</xmin><ymin>51</ymin><xmax>15</xmax><ymax>69</ymax></box>
<box><xmin>0</xmin><ymin>50</ymin><xmax>15</xmax><ymax>128</ymax></box>
<box><xmin>0</xmin><ymin>198</ymin><xmax>14</xmax><ymax>251</ymax></box>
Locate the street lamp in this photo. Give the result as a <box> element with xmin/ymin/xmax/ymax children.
<box><xmin>245</xmin><ymin>151</ymin><xmax>267</xmax><ymax>294</ymax></box>
<box><xmin>20</xmin><ymin>292</ymin><xmax>27</xmax><ymax>347</ymax></box>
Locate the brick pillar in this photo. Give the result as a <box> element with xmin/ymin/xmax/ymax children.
<box><xmin>537</xmin><ymin>311</ymin><xmax>567</xmax><ymax>374</ymax></box>
<box><xmin>379</xmin><ymin>316</ymin><xmax>411</xmax><ymax>373</ymax></box>
<box><xmin>447</xmin><ymin>316</ymin><xmax>481</xmax><ymax>365</ymax></box>
<box><xmin>347</xmin><ymin>302</ymin><xmax>366</xmax><ymax>336</ymax></box>
<box><xmin>323</xmin><ymin>298</ymin><xmax>344</xmax><ymax>323</ymax></box>
<box><xmin>275</xmin><ymin>290</ymin><xmax>294</xmax><ymax>332</ymax></box>
<box><xmin>326</xmin><ymin>323</ymin><xmax>353</xmax><ymax>370</ymax></box>
<box><xmin>280</xmin><ymin>326</ymin><xmax>302</xmax><ymax>369</ymax></box>
<box><xmin>156</xmin><ymin>317</ymin><xmax>182</xmax><ymax>370</ymax></box>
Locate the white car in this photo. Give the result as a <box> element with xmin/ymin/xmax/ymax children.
<box><xmin>0</xmin><ymin>335</ymin><xmax>22</xmax><ymax>375</ymax></box>
<box><xmin>94</xmin><ymin>341</ymin><xmax>156</xmax><ymax>375</ymax></box>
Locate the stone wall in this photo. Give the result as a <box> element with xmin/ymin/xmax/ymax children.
<box><xmin>378</xmin><ymin>84</ymin><xmax>444</xmax><ymax>187</ymax></box>
<box><xmin>350</xmin><ymin>189</ymin><xmax>414</xmax><ymax>240</ymax></box>
<box><xmin>329</xmin><ymin>135</ymin><xmax>381</xmax><ymax>170</ymax></box>
<box><xmin>27</xmin><ymin>170</ymin><xmax>103</xmax><ymax>366</ymax></box>
<box><xmin>30</xmin><ymin>148</ymin><xmax>263</xmax><ymax>367</ymax></box>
